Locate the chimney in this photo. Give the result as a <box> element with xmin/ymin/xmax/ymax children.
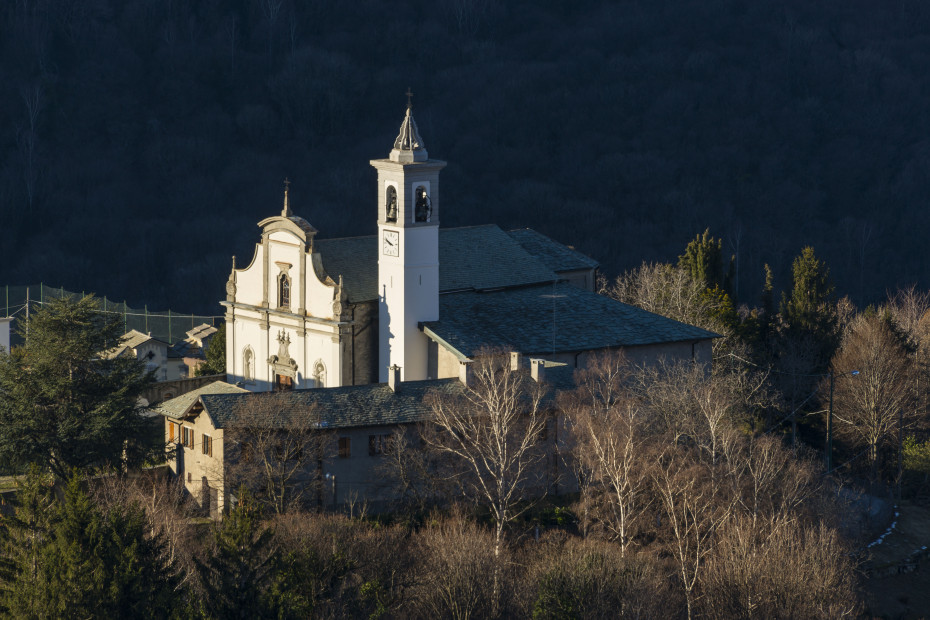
<box><xmin>510</xmin><ymin>351</ymin><xmax>523</xmax><ymax>371</ymax></box>
<box><xmin>388</xmin><ymin>365</ymin><xmax>401</xmax><ymax>392</ymax></box>
<box><xmin>530</xmin><ymin>358</ymin><xmax>546</xmax><ymax>383</ymax></box>
<box><xmin>458</xmin><ymin>360</ymin><xmax>473</xmax><ymax>387</ymax></box>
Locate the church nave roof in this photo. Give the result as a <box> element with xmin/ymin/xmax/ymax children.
<box><xmin>421</xmin><ymin>282</ymin><xmax>719</xmax><ymax>359</ymax></box>
<box><xmin>314</xmin><ymin>224</ymin><xmax>561</xmax><ymax>303</ymax></box>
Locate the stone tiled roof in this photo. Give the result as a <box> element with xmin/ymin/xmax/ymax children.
<box><xmin>122</xmin><ymin>329</ymin><xmax>167</xmax><ymax>349</ymax></box>
<box><xmin>507</xmin><ymin>228</ymin><xmax>599</xmax><ymax>273</ymax></box>
<box><xmin>103</xmin><ymin>329</ymin><xmax>169</xmax><ymax>359</ymax></box>
<box><xmin>169</xmin><ymin>340</ymin><xmax>202</xmax><ymax>359</ymax></box>
<box><xmin>422</xmin><ymin>283</ymin><xmax>719</xmax><ymax>359</ymax></box>
<box><xmin>194</xmin><ymin>369</ymin><xmax>574</xmax><ymax>431</ymax></box>
<box><xmin>186</xmin><ymin>323</ymin><xmax>217</xmax><ymax>341</ymax></box>
<box><xmin>155</xmin><ymin>380</ymin><xmax>248</xmax><ymax>419</ymax></box>
<box><xmin>199</xmin><ymin>378</ymin><xmax>468</xmax><ymax>430</ymax></box>
<box><xmin>315</xmin><ymin>225</ymin><xmax>558</xmax><ymax>303</ymax></box>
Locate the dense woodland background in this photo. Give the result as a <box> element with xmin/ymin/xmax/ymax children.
<box><xmin>2</xmin><ymin>0</ymin><xmax>930</xmax><ymax>314</ymax></box>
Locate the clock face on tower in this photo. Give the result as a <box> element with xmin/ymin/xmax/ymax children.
<box><xmin>382</xmin><ymin>230</ymin><xmax>399</xmax><ymax>256</ymax></box>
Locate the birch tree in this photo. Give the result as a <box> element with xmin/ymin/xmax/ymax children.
<box><xmin>563</xmin><ymin>352</ymin><xmax>651</xmax><ymax>556</ymax></box>
<box><xmin>424</xmin><ymin>351</ymin><xmax>547</xmax><ymax>608</ymax></box>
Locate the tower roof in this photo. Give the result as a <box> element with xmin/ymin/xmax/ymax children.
<box><xmin>390</xmin><ymin>91</ymin><xmax>428</xmax><ymax>163</ymax></box>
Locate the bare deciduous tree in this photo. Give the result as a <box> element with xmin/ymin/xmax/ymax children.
<box><xmin>655</xmin><ymin>453</ymin><xmax>734</xmax><ymax>620</ymax></box>
<box><xmin>224</xmin><ymin>393</ymin><xmax>333</xmax><ymax>515</ymax></box>
<box><xmin>563</xmin><ymin>352</ymin><xmax>651</xmax><ymax>556</ymax></box>
<box><xmin>830</xmin><ymin>314</ymin><xmax>917</xmax><ymax>482</ymax></box>
<box><xmin>702</xmin><ymin>514</ymin><xmax>860</xmax><ymax>619</ymax></box>
<box><xmin>411</xmin><ymin>511</ymin><xmax>500</xmax><ymax>620</ymax></box>
<box><xmin>604</xmin><ymin>262</ymin><xmax>733</xmax><ymax>354</ymax></box>
<box><xmin>424</xmin><ymin>350</ymin><xmax>547</xmax><ymax>608</ymax></box>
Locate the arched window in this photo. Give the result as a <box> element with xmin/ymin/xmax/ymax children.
<box><xmin>385</xmin><ymin>185</ymin><xmax>398</xmax><ymax>222</ymax></box>
<box><xmin>278</xmin><ymin>273</ymin><xmax>290</xmax><ymax>308</ymax></box>
<box><xmin>312</xmin><ymin>360</ymin><xmax>326</xmax><ymax>388</ymax></box>
<box><xmin>414</xmin><ymin>186</ymin><xmax>431</xmax><ymax>222</ymax></box>
<box><xmin>243</xmin><ymin>348</ymin><xmax>253</xmax><ymax>382</ymax></box>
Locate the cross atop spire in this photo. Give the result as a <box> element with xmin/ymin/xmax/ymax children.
<box><xmin>406</xmin><ymin>87</ymin><xmax>414</xmax><ymax>110</ymax></box>
<box><xmin>282</xmin><ymin>177</ymin><xmax>291</xmax><ymax>217</ymax></box>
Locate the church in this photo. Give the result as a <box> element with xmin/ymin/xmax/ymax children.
<box><xmin>158</xmin><ymin>100</ymin><xmax>717</xmax><ymax>515</ymax></box>
<box><xmin>221</xmin><ymin>100</ymin><xmax>714</xmax><ymax>392</ymax></box>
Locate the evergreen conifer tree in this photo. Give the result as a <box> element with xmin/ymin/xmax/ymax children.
<box><xmin>0</xmin><ymin>295</ymin><xmax>155</xmax><ymax>480</ymax></box>
<box><xmin>196</xmin><ymin>323</ymin><xmax>226</xmax><ymax>377</ymax></box>
<box><xmin>678</xmin><ymin>229</ymin><xmax>735</xmax><ymax>295</ymax></box>
<box><xmin>195</xmin><ymin>488</ymin><xmax>277</xmax><ymax>619</ymax></box>
<box><xmin>779</xmin><ymin>247</ymin><xmax>839</xmax><ymax>362</ymax></box>
<box><xmin>2</xmin><ymin>474</ymin><xmax>178</xmax><ymax>618</ymax></box>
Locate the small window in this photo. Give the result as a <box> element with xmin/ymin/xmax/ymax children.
<box><xmin>368</xmin><ymin>434</ymin><xmax>393</xmax><ymax>456</ymax></box>
<box><xmin>202</xmin><ymin>434</ymin><xmax>212</xmax><ymax>457</ymax></box>
<box><xmin>187</xmin><ymin>472</ymin><xmax>192</xmax><ymax>483</ymax></box>
<box><xmin>183</xmin><ymin>427</ymin><xmax>194</xmax><ymax>449</ymax></box>
<box><xmin>168</xmin><ymin>422</ymin><xmax>175</xmax><ymax>442</ymax></box>
<box><xmin>275</xmin><ymin>374</ymin><xmax>294</xmax><ymax>391</ymax></box>
<box><xmin>278</xmin><ymin>273</ymin><xmax>291</xmax><ymax>308</ymax></box>
<box><xmin>338</xmin><ymin>437</ymin><xmax>351</xmax><ymax>458</ymax></box>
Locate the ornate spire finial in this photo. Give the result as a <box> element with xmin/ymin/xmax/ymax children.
<box><xmin>282</xmin><ymin>177</ymin><xmax>291</xmax><ymax>217</ymax></box>
<box><xmin>391</xmin><ymin>89</ymin><xmax>427</xmax><ymax>162</ymax></box>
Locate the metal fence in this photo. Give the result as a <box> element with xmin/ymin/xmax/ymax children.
<box><xmin>2</xmin><ymin>283</ymin><xmax>222</xmax><ymax>346</ymax></box>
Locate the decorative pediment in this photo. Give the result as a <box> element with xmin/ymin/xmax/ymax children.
<box><xmin>268</xmin><ymin>330</ymin><xmax>298</xmax><ymax>378</ymax></box>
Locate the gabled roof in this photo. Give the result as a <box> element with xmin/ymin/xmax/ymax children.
<box><xmin>199</xmin><ymin>378</ymin><xmax>467</xmax><ymax>430</ymax></box>
<box><xmin>121</xmin><ymin>329</ymin><xmax>168</xmax><ymax>349</ymax></box>
<box><xmin>102</xmin><ymin>329</ymin><xmax>169</xmax><ymax>359</ymax></box>
<box><xmin>169</xmin><ymin>340</ymin><xmax>201</xmax><ymax>359</ymax></box>
<box><xmin>155</xmin><ymin>380</ymin><xmax>248</xmax><ymax>419</ymax></box>
<box><xmin>507</xmin><ymin>228</ymin><xmax>599</xmax><ymax>273</ymax></box>
<box><xmin>186</xmin><ymin>323</ymin><xmax>217</xmax><ymax>342</ymax></box>
<box><xmin>315</xmin><ymin>225</ymin><xmax>558</xmax><ymax>303</ymax></box>
<box><xmin>190</xmin><ymin>368</ymin><xmax>575</xmax><ymax>431</ymax></box>
<box><xmin>422</xmin><ymin>283</ymin><xmax>719</xmax><ymax>359</ymax></box>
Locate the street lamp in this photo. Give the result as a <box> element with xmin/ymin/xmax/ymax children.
<box><xmin>826</xmin><ymin>369</ymin><xmax>859</xmax><ymax>472</ymax></box>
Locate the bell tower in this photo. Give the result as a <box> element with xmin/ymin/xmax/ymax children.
<box><xmin>371</xmin><ymin>92</ymin><xmax>446</xmax><ymax>382</ymax></box>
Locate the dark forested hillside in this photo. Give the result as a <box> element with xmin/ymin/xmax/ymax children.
<box><xmin>1</xmin><ymin>0</ymin><xmax>929</xmax><ymax>313</ymax></box>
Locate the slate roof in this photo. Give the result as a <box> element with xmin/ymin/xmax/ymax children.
<box><xmin>315</xmin><ymin>225</ymin><xmax>558</xmax><ymax>303</ymax></box>
<box><xmin>184</xmin><ymin>368</ymin><xmax>575</xmax><ymax>431</ymax></box>
<box><xmin>507</xmin><ymin>228</ymin><xmax>599</xmax><ymax>273</ymax></box>
<box><xmin>169</xmin><ymin>340</ymin><xmax>202</xmax><ymax>359</ymax></box>
<box><xmin>155</xmin><ymin>381</ymin><xmax>248</xmax><ymax>419</ymax></box>
<box><xmin>422</xmin><ymin>283</ymin><xmax>719</xmax><ymax>359</ymax></box>
<box><xmin>198</xmin><ymin>378</ymin><xmax>467</xmax><ymax>430</ymax></box>
<box><xmin>186</xmin><ymin>323</ymin><xmax>217</xmax><ymax>342</ymax></box>
<box><xmin>103</xmin><ymin>329</ymin><xmax>169</xmax><ymax>359</ymax></box>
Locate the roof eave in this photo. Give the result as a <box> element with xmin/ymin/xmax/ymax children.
<box><xmin>420</xmin><ymin>324</ymin><xmax>472</xmax><ymax>362</ymax></box>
